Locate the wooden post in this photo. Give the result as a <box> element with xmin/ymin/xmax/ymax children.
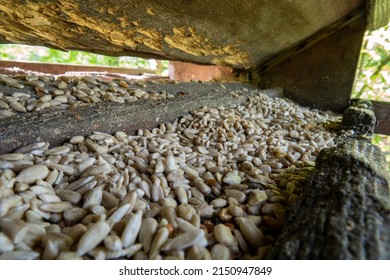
<box><xmin>257</xmin><ymin>13</ymin><xmax>366</xmax><ymax>112</ymax></box>
<box><xmin>268</xmin><ymin>100</ymin><xmax>390</xmax><ymax>259</ymax></box>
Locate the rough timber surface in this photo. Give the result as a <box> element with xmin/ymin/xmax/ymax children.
<box><xmin>0</xmin><ymin>0</ymin><xmax>363</xmax><ymax>69</ymax></box>
<box><xmin>367</xmin><ymin>0</ymin><xmax>390</xmax><ymax>30</ymax></box>
<box><xmin>268</xmin><ymin>102</ymin><xmax>390</xmax><ymax>260</ymax></box>
<box><xmin>0</xmin><ymin>82</ymin><xmax>271</xmax><ymax>154</ymax></box>
<box><xmin>258</xmin><ymin>14</ymin><xmax>366</xmax><ymax>113</ymax></box>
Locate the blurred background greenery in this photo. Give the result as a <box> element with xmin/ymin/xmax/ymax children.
<box><xmin>0</xmin><ymin>23</ymin><xmax>389</xmax><ymax>169</ymax></box>
<box><xmin>0</xmin><ymin>44</ymin><xmax>169</xmax><ymax>74</ymax></box>
<box><xmin>352</xmin><ymin>22</ymin><xmax>389</xmax><ymax>170</ymax></box>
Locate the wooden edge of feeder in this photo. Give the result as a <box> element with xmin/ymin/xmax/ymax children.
<box><xmin>267</xmin><ymin>101</ymin><xmax>390</xmax><ymax>260</ymax></box>
<box><xmin>255</xmin><ymin>9</ymin><xmax>366</xmax><ymax>113</ymax></box>
<box><xmin>0</xmin><ymin>83</ymin><xmax>282</xmax><ymax>155</ymax></box>
<box><xmin>0</xmin><ymin>60</ymin><xmax>158</xmax><ymax>76</ymax></box>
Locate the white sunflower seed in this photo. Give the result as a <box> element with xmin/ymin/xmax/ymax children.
<box><xmin>162</xmin><ymin>229</ymin><xmax>204</xmax><ymax>251</ymax></box>
<box><xmin>121</xmin><ymin>210</ymin><xmax>142</xmax><ymax>248</ymax></box>
<box><xmin>16</xmin><ymin>165</ymin><xmax>49</xmax><ymax>184</ymax></box>
<box><xmin>39</xmin><ymin>201</ymin><xmax>73</xmax><ymax>213</ymax></box>
<box><xmin>76</xmin><ymin>221</ymin><xmax>111</xmax><ymax>256</ymax></box>
<box><xmin>139</xmin><ymin>218</ymin><xmax>158</xmax><ymax>253</ymax></box>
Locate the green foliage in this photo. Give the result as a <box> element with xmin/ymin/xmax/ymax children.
<box><xmin>353</xmin><ymin>24</ymin><xmax>390</xmax><ymax>101</ymax></box>
<box><xmin>353</xmin><ymin>23</ymin><xmax>390</xmax><ymax>171</ymax></box>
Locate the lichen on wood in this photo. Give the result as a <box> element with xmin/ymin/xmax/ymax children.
<box><xmin>268</xmin><ymin>100</ymin><xmax>390</xmax><ymax>259</ymax></box>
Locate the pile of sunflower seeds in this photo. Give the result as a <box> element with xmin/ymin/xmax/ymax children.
<box><xmin>0</xmin><ymin>89</ymin><xmax>338</xmax><ymax>260</ymax></box>
<box><xmin>0</xmin><ymin>73</ymin><xmax>175</xmax><ymax>118</ymax></box>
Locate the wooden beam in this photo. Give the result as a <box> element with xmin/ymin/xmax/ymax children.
<box><xmin>252</xmin><ymin>7</ymin><xmax>366</xmax><ymax>76</ymax></box>
<box><xmin>0</xmin><ymin>0</ymin><xmax>363</xmax><ymax>69</ymax></box>
<box><xmin>0</xmin><ymin>60</ymin><xmax>157</xmax><ymax>76</ymax></box>
<box><xmin>0</xmin><ymin>82</ymin><xmax>274</xmax><ymax>154</ymax></box>
<box><xmin>367</xmin><ymin>0</ymin><xmax>390</xmax><ymax>30</ymax></box>
<box><xmin>257</xmin><ymin>13</ymin><xmax>366</xmax><ymax>112</ymax></box>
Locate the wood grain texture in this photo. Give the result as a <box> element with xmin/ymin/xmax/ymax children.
<box><xmin>0</xmin><ymin>60</ymin><xmax>156</xmax><ymax>76</ymax></box>
<box><xmin>367</xmin><ymin>0</ymin><xmax>390</xmax><ymax>30</ymax></box>
<box><xmin>0</xmin><ymin>0</ymin><xmax>363</xmax><ymax>69</ymax></box>
<box><xmin>0</xmin><ymin>82</ymin><xmax>276</xmax><ymax>154</ymax></box>
<box><xmin>268</xmin><ymin>102</ymin><xmax>390</xmax><ymax>260</ymax></box>
<box><xmin>257</xmin><ymin>15</ymin><xmax>366</xmax><ymax>112</ymax></box>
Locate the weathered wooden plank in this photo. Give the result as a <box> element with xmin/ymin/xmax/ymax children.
<box><xmin>0</xmin><ymin>60</ymin><xmax>156</xmax><ymax>76</ymax></box>
<box><xmin>0</xmin><ymin>83</ymin><xmax>275</xmax><ymax>154</ymax></box>
<box><xmin>252</xmin><ymin>7</ymin><xmax>365</xmax><ymax>77</ymax></box>
<box><xmin>0</xmin><ymin>0</ymin><xmax>363</xmax><ymax>69</ymax></box>
<box><xmin>257</xmin><ymin>14</ymin><xmax>366</xmax><ymax>112</ymax></box>
<box><xmin>367</xmin><ymin>0</ymin><xmax>390</xmax><ymax>30</ymax></box>
<box><xmin>268</xmin><ymin>101</ymin><xmax>390</xmax><ymax>260</ymax></box>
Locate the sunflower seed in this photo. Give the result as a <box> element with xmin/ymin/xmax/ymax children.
<box><xmin>211</xmin><ymin>244</ymin><xmax>231</xmax><ymax>260</ymax></box>
<box><xmin>0</xmin><ymin>153</ymin><xmax>25</xmax><ymax>161</ymax></box>
<box><xmin>223</xmin><ymin>172</ymin><xmax>242</xmax><ymax>185</ymax></box>
<box><xmin>107</xmin><ymin>202</ymin><xmax>133</xmax><ymax>225</ymax></box>
<box><xmin>238</xmin><ymin>219</ymin><xmax>267</xmax><ymax>248</ymax></box>
<box><xmin>44</xmin><ymin>146</ymin><xmax>70</xmax><ymax>156</ymax></box>
<box><xmin>0</xmin><ymin>250</ymin><xmax>39</xmax><ymax>260</ymax></box>
<box><xmin>225</xmin><ymin>189</ymin><xmax>246</xmax><ymax>203</ymax></box>
<box><xmin>82</xmin><ymin>187</ymin><xmax>103</xmax><ymax>209</ymax></box>
<box><xmin>1</xmin><ymin>219</ymin><xmax>29</xmax><ymax>243</ymax></box>
<box><xmin>16</xmin><ymin>165</ymin><xmax>49</xmax><ymax>184</ymax></box>
<box><xmin>162</xmin><ymin>229</ymin><xmax>204</xmax><ymax>251</ymax></box>
<box><xmin>64</xmin><ymin>207</ymin><xmax>88</xmax><ymax>225</ymax></box>
<box><xmin>121</xmin><ymin>210</ymin><xmax>142</xmax><ymax>248</ymax></box>
<box><xmin>0</xmin><ymin>195</ymin><xmax>23</xmax><ymax>217</ymax></box>
<box><xmin>46</xmin><ymin>163</ymin><xmax>74</xmax><ymax>175</ymax></box>
<box><xmin>139</xmin><ymin>218</ymin><xmax>158</xmax><ymax>253</ymax></box>
<box><xmin>149</xmin><ymin>227</ymin><xmax>170</xmax><ymax>258</ymax></box>
<box><xmin>104</xmin><ymin>234</ymin><xmax>122</xmax><ymax>252</ymax></box>
<box><xmin>57</xmin><ymin>251</ymin><xmax>83</xmax><ymax>260</ymax></box>
<box><xmin>39</xmin><ymin>201</ymin><xmax>72</xmax><ymax>213</ymax></box>
<box><xmin>214</xmin><ymin>223</ymin><xmax>235</xmax><ymax>247</ymax></box>
<box><xmin>15</xmin><ymin>142</ymin><xmax>48</xmax><ymax>154</ymax></box>
<box><xmin>165</xmin><ymin>155</ymin><xmax>177</xmax><ymax>172</ymax></box>
<box><xmin>56</xmin><ymin>189</ymin><xmax>82</xmax><ymax>204</ymax></box>
<box><xmin>76</xmin><ymin>221</ymin><xmax>111</xmax><ymax>256</ymax></box>
<box><xmin>0</xmin><ymin>233</ymin><xmax>14</xmax><ymax>253</ymax></box>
